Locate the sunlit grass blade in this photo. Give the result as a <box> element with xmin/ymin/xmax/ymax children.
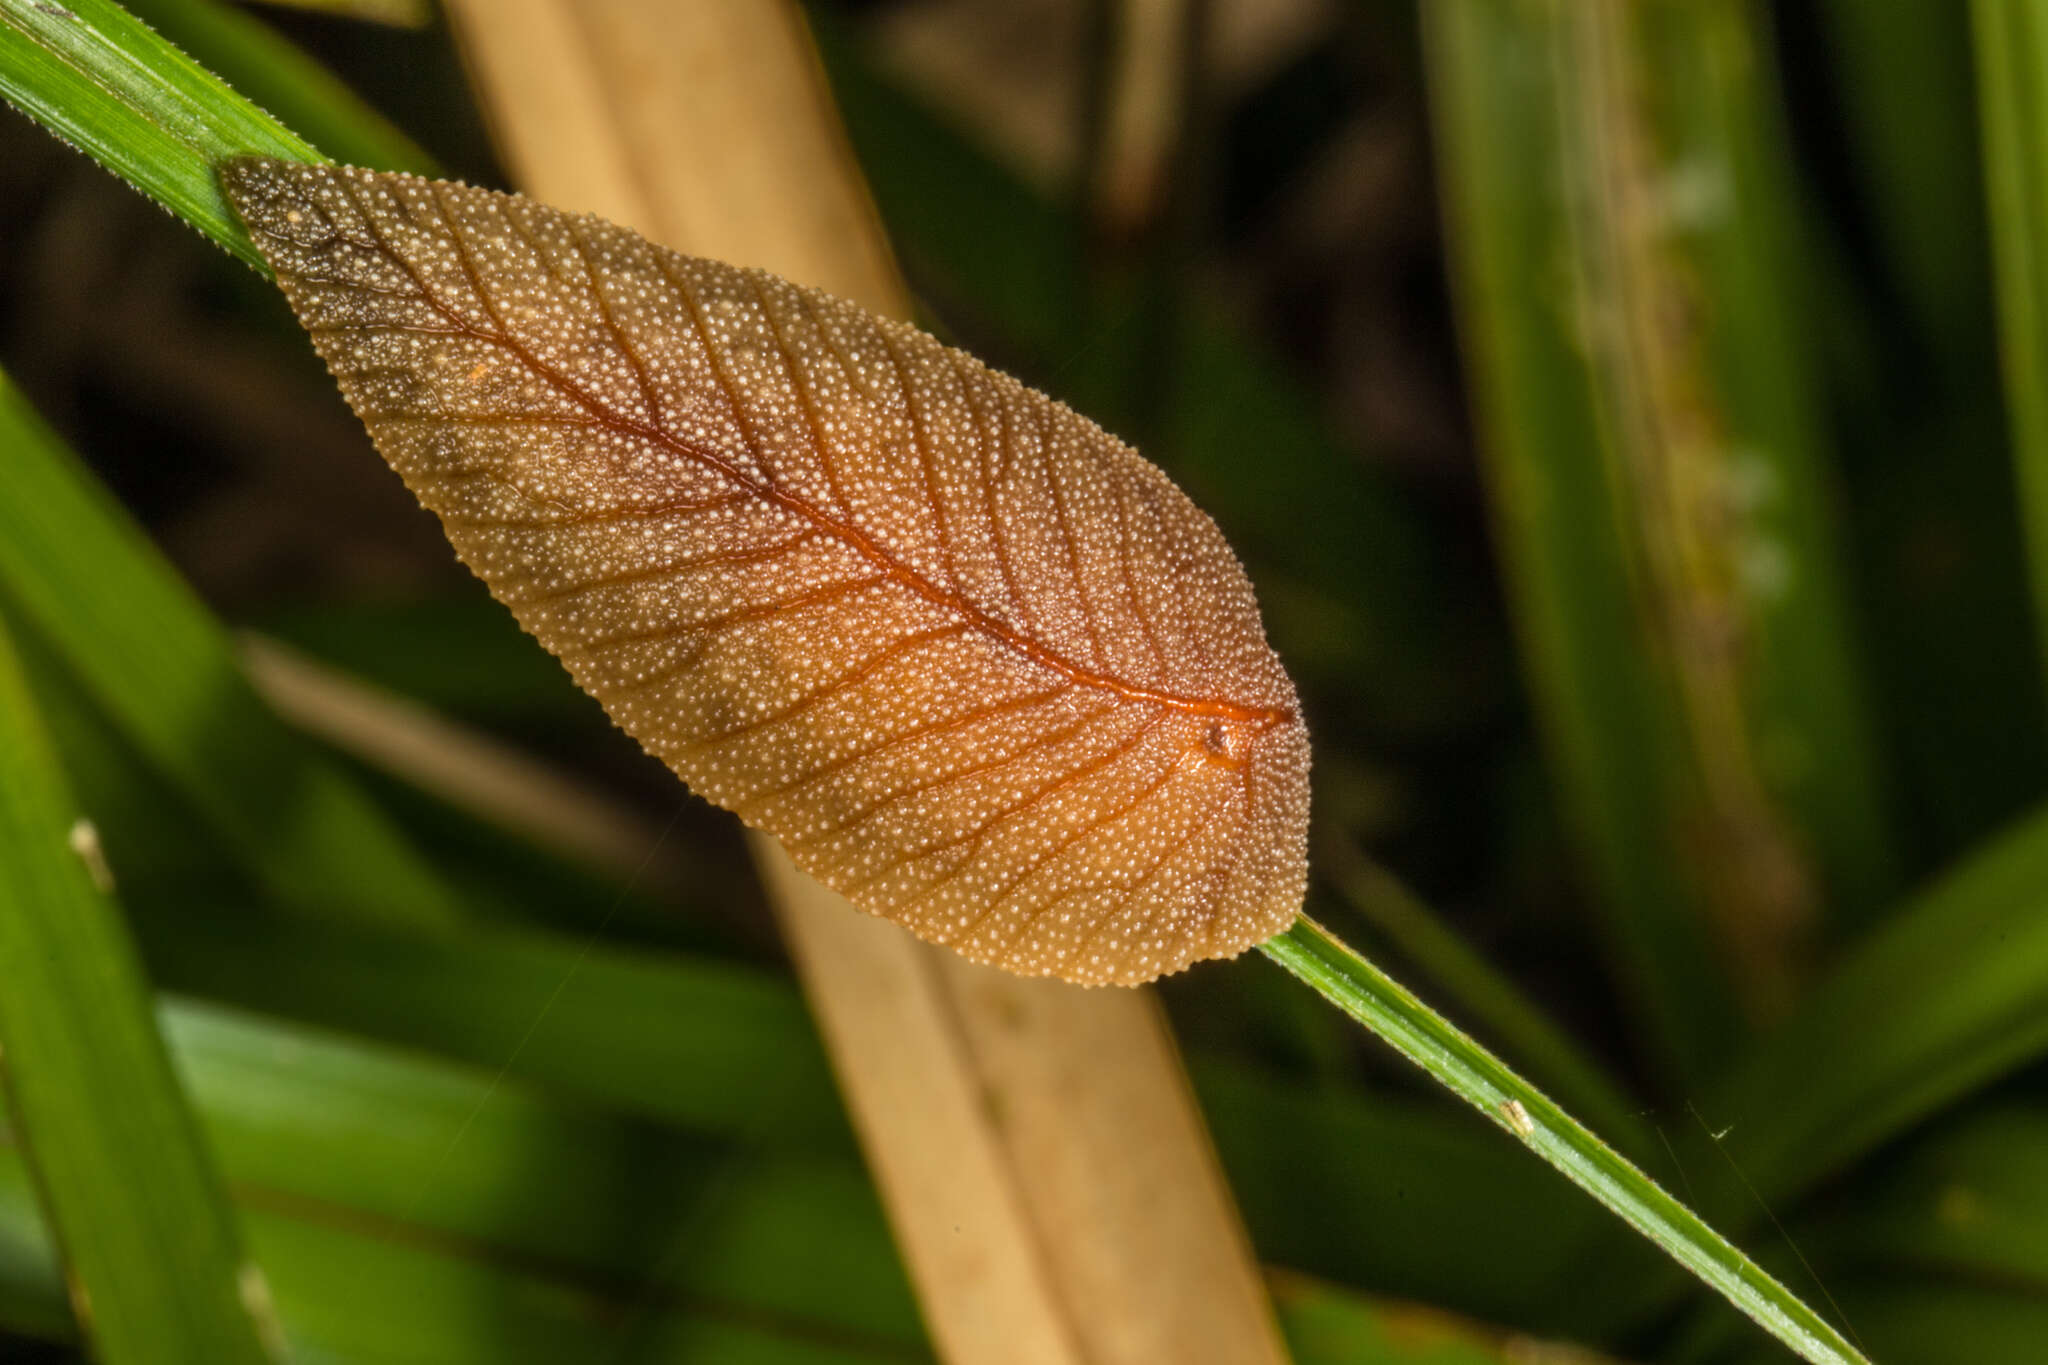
<box><xmin>1424</xmin><ymin>0</ymin><xmax>1894</xmax><ymax>1072</ymax></box>
<box><xmin>0</xmin><ymin>367</ymin><xmax>460</xmax><ymax>928</ymax></box>
<box><xmin>1973</xmin><ymin>0</ymin><xmax>2048</xmax><ymax>701</ymax></box>
<box><xmin>0</xmin><ymin>1156</ymin><xmax>923</xmax><ymax>1364</ymax></box>
<box><xmin>0</xmin><ymin>0</ymin><xmax>321</xmax><ymax>270</ymax></box>
<box><xmin>0</xmin><ymin>993</ymin><xmax>1638</xmax><ymax>1364</ymax></box>
<box><xmin>1261</xmin><ymin>918</ymin><xmax>1865</xmax><ymax>1365</ymax></box>
<box><xmin>132</xmin><ymin>903</ymin><xmax>850</xmax><ymax>1148</ymax></box>
<box><xmin>158</xmin><ymin>998</ymin><xmax>920</xmax><ymax>1352</ymax></box>
<box><xmin>0</xmin><ymin>1</ymin><xmax>456</xmax><ymax>930</ymax></box>
<box><xmin>0</xmin><ymin>616</ymin><xmax>279</xmax><ymax>1365</ymax></box>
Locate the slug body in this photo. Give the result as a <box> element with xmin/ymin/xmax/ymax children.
<box><xmin>221</xmin><ymin>157</ymin><xmax>1309</xmax><ymax>984</ymax></box>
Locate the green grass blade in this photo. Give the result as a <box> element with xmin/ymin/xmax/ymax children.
<box><xmin>1704</xmin><ymin>803</ymin><xmax>2048</xmax><ymax>1211</ymax></box>
<box><xmin>0</xmin><ymin>616</ymin><xmax>278</xmax><ymax>1365</ymax></box>
<box><xmin>0</xmin><ymin>369</ymin><xmax>461</xmax><ymax>928</ymax></box>
<box><xmin>150</xmin><ymin>885</ymin><xmax>1652</xmax><ymax>1344</ymax></box>
<box><xmin>121</xmin><ymin>0</ymin><xmax>433</xmax><ymax>173</ymax></box>
<box><xmin>1424</xmin><ymin>0</ymin><xmax>1893</xmax><ymax>1071</ymax></box>
<box><xmin>0</xmin><ymin>0</ymin><xmax>463</xmax><ymax>924</ymax></box>
<box><xmin>1973</xmin><ymin>0</ymin><xmax>2048</xmax><ymax>702</ymax></box>
<box><xmin>159</xmin><ymin>998</ymin><xmax>923</xmax><ymax>1352</ymax></box>
<box><xmin>0</xmin><ymin>992</ymin><xmax>910</xmax><ymax>1356</ymax></box>
<box><xmin>1270</xmin><ymin>1271</ymin><xmax>1625</xmax><ymax>1365</ymax></box>
<box><xmin>1810</xmin><ymin>1101</ymin><xmax>2048</xmax><ymax>1286</ymax></box>
<box><xmin>0</xmin><ymin>0</ymin><xmax>321</xmax><ymax>270</ymax></box>
<box><xmin>0</xmin><ymin>1156</ymin><xmax>926</xmax><ymax>1365</ymax></box>
<box><xmin>1815</xmin><ymin>0</ymin><xmax>1991</xmax><ymax>366</ymax></box>
<box><xmin>1802</xmin><ymin>1</ymin><xmax>2044</xmax><ymax>864</ymax></box>
<box><xmin>133</xmin><ymin>904</ymin><xmax>852</xmax><ymax>1148</ymax></box>
<box><xmin>0</xmin><ymin>1000</ymin><xmax>1640</xmax><ymax>1365</ymax></box>
<box><xmin>0</xmin><ymin>573</ymin><xmax>828</xmax><ymax>1152</ymax></box>
<box><xmin>1320</xmin><ymin>846</ymin><xmax>1646</xmax><ymax>1158</ymax></box>
<box><xmin>1261</xmin><ymin>917</ymin><xmax>1865</xmax><ymax>1365</ymax></box>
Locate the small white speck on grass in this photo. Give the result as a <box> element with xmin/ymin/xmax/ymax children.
<box><xmin>238</xmin><ymin>1262</ymin><xmax>289</xmax><ymax>1360</ymax></box>
<box><xmin>67</xmin><ymin>818</ymin><xmax>114</xmax><ymax>893</ymax></box>
<box><xmin>1500</xmin><ymin>1099</ymin><xmax>1535</xmax><ymax>1139</ymax></box>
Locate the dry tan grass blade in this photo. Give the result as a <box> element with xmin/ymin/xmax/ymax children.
<box><xmin>353</xmin><ymin>2</ymin><xmax>1293</xmax><ymax>1361</ymax></box>
<box><xmin>221</xmin><ymin>158</ymin><xmax>1308</xmax><ymax>986</ymax></box>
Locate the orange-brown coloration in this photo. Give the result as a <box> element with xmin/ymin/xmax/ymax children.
<box><xmin>221</xmin><ymin>158</ymin><xmax>1310</xmax><ymax>984</ymax></box>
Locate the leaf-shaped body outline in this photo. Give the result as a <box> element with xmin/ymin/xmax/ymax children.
<box><xmin>222</xmin><ymin>157</ymin><xmax>1309</xmax><ymax>984</ymax></box>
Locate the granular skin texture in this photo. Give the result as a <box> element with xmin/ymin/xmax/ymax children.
<box><xmin>223</xmin><ymin>156</ymin><xmax>1310</xmax><ymax>985</ymax></box>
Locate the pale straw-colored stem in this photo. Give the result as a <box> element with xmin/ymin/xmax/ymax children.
<box><xmin>441</xmin><ymin>3</ymin><xmax>1291</xmax><ymax>1362</ymax></box>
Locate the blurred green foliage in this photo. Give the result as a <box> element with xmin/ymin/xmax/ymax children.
<box><xmin>7</xmin><ymin>0</ymin><xmax>2048</xmax><ymax>1361</ymax></box>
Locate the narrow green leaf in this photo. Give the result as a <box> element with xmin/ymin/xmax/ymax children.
<box><xmin>1810</xmin><ymin>1101</ymin><xmax>2048</xmax><ymax>1286</ymax></box>
<box><xmin>2</xmin><ymin>994</ymin><xmax>908</xmax><ymax>1355</ymax></box>
<box><xmin>1806</xmin><ymin>0</ymin><xmax>2043</xmax><ymax>862</ymax></box>
<box><xmin>1705</xmin><ymin>804</ymin><xmax>2048</xmax><ymax>1211</ymax></box>
<box><xmin>0</xmin><ymin>1153</ymin><xmax>927</xmax><ymax>1365</ymax></box>
<box><xmin>159</xmin><ymin>998</ymin><xmax>923</xmax><ymax>1351</ymax></box>
<box><xmin>1973</xmin><ymin>0</ymin><xmax>2048</xmax><ymax>705</ymax></box>
<box><xmin>0</xmin><ymin>0</ymin><xmax>465</xmax><ymax>935</ymax></box>
<box><xmin>1424</xmin><ymin>0</ymin><xmax>1892</xmax><ymax>1072</ymax></box>
<box><xmin>1270</xmin><ymin>1270</ymin><xmax>1623</xmax><ymax>1365</ymax></box>
<box><xmin>0</xmin><ymin>997</ymin><xmax>1645</xmax><ymax>1365</ymax></box>
<box><xmin>121</xmin><ymin>0</ymin><xmax>434</xmax><ymax>173</ymax></box>
<box><xmin>1261</xmin><ymin>917</ymin><xmax>1865</xmax><ymax>1365</ymax></box>
<box><xmin>131</xmin><ymin>902</ymin><xmax>851</xmax><ymax>1149</ymax></box>
<box><xmin>0</xmin><ymin>0</ymin><xmax>321</xmax><ymax>270</ymax></box>
<box><xmin>1320</xmin><ymin>846</ymin><xmax>1646</xmax><ymax>1159</ymax></box>
<box><xmin>256</xmin><ymin>594</ymin><xmax>596</xmax><ymax>729</ymax></box>
<box><xmin>0</xmin><ymin>616</ymin><xmax>278</xmax><ymax>1365</ymax></box>
<box><xmin>1816</xmin><ymin>0</ymin><xmax>1991</xmax><ymax>361</ymax></box>
<box><xmin>0</xmin><ymin>368</ymin><xmax>461</xmax><ymax>929</ymax></box>
<box><xmin>150</xmin><ymin>883</ymin><xmax>1659</xmax><ymax>1344</ymax></box>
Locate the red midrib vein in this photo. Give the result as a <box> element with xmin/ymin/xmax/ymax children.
<box><xmin>307</xmin><ymin>204</ymin><xmax>1291</xmax><ymax>730</ymax></box>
